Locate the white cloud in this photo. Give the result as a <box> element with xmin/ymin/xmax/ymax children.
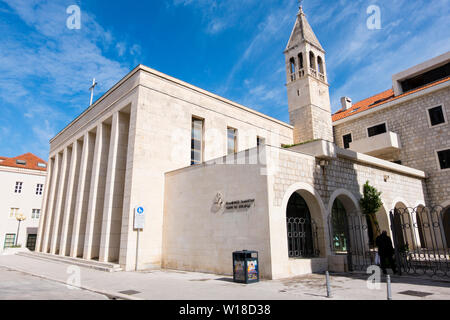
<box><xmin>326</xmin><ymin>0</ymin><xmax>450</xmax><ymax>111</ymax></box>
<box><xmin>0</xmin><ymin>0</ymin><xmax>140</xmax><ymax>159</ymax></box>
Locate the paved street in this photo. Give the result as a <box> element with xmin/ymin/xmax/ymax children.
<box><xmin>0</xmin><ymin>255</ymin><xmax>449</xmax><ymax>300</ymax></box>
<box><xmin>0</xmin><ymin>266</ymin><xmax>108</xmax><ymax>300</ymax></box>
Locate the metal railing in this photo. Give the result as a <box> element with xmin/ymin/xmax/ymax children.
<box><xmin>390</xmin><ymin>206</ymin><xmax>450</xmax><ymax>278</ymax></box>
<box><xmin>287</xmin><ymin>217</ymin><xmax>320</xmax><ymax>258</ymax></box>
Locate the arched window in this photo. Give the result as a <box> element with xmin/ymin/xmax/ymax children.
<box><xmin>309</xmin><ymin>51</ymin><xmax>316</xmax><ymax>70</ymax></box>
<box><xmin>331</xmin><ymin>199</ymin><xmax>348</xmax><ymax>252</ymax></box>
<box><xmin>290</xmin><ymin>58</ymin><xmax>296</xmax><ymax>74</ymax></box>
<box><xmin>286</xmin><ymin>192</ymin><xmax>317</xmax><ymax>258</ymax></box>
<box><xmin>317</xmin><ymin>56</ymin><xmax>324</xmax><ymax>74</ymax></box>
<box><xmin>298</xmin><ymin>53</ymin><xmax>304</xmax><ymax>69</ymax></box>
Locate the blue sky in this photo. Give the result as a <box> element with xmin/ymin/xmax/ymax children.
<box><xmin>0</xmin><ymin>0</ymin><xmax>449</xmax><ymax>160</ymax></box>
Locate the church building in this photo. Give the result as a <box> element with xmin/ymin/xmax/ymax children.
<box><xmin>36</xmin><ymin>7</ymin><xmax>432</xmax><ymax>279</ymax></box>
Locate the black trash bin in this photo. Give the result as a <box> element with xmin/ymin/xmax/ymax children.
<box><xmin>233</xmin><ymin>250</ymin><xmax>259</xmax><ymax>284</ymax></box>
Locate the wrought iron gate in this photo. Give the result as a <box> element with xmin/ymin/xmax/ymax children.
<box><xmin>346</xmin><ymin>215</ymin><xmax>377</xmax><ymax>271</ymax></box>
<box><xmin>287</xmin><ymin>217</ymin><xmax>320</xmax><ymax>258</ymax></box>
<box><xmin>328</xmin><ymin>213</ymin><xmax>376</xmax><ymax>272</ymax></box>
<box><xmin>390</xmin><ymin>206</ymin><xmax>450</xmax><ymax>278</ymax></box>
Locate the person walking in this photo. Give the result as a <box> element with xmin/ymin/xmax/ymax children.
<box><xmin>376</xmin><ymin>231</ymin><xmax>398</xmax><ymax>275</ymax></box>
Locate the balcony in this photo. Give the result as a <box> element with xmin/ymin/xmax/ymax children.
<box><xmin>349</xmin><ymin>132</ymin><xmax>402</xmax><ymax>160</ymax></box>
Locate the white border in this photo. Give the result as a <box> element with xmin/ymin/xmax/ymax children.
<box><xmin>435</xmin><ymin>147</ymin><xmax>450</xmax><ymax>172</ymax></box>
<box><xmin>426</xmin><ymin>104</ymin><xmax>448</xmax><ymax>128</ymax></box>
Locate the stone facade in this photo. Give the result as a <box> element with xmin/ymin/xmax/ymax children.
<box><xmin>285</xmin><ymin>8</ymin><xmax>334</xmax><ymax>144</ymax></box>
<box><xmin>334</xmin><ymin>85</ymin><xmax>450</xmax><ymax>207</ymax></box>
<box><xmin>162</xmin><ymin>145</ymin><xmax>426</xmax><ymax>279</ymax></box>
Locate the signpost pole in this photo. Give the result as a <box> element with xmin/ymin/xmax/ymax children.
<box><xmin>135</xmin><ymin>228</ymin><xmax>140</xmax><ymax>272</ymax></box>
<box><xmin>134</xmin><ymin>206</ymin><xmax>145</xmax><ymax>272</ymax></box>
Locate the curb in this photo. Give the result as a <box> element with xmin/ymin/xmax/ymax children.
<box><xmin>0</xmin><ymin>264</ymin><xmax>143</xmax><ymax>301</ymax></box>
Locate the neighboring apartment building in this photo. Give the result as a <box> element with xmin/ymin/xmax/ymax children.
<box><xmin>0</xmin><ymin>153</ymin><xmax>47</xmax><ymax>252</ymax></box>
<box><xmin>333</xmin><ymin>52</ymin><xmax>450</xmax><ymax>208</ymax></box>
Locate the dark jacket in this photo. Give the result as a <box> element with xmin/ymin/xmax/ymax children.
<box><xmin>376</xmin><ymin>234</ymin><xmax>394</xmax><ymax>256</ymax></box>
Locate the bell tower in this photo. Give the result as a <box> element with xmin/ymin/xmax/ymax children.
<box><xmin>285</xmin><ymin>6</ymin><xmax>333</xmax><ymax>144</ymax></box>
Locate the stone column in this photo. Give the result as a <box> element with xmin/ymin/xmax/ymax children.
<box><xmin>83</xmin><ymin>124</ymin><xmax>103</xmax><ymax>260</ymax></box>
<box><xmin>59</xmin><ymin>142</ymin><xmax>78</xmax><ymax>256</ymax></box>
<box><xmin>42</xmin><ymin>152</ymin><xmax>61</xmax><ymax>254</ymax></box>
<box><xmin>50</xmin><ymin>148</ymin><xmax>69</xmax><ymax>255</ymax></box>
<box><xmin>119</xmin><ymin>103</ymin><xmax>138</xmax><ymax>269</ymax></box>
<box><xmin>70</xmin><ymin>134</ymin><xmax>89</xmax><ymax>258</ymax></box>
<box><xmin>99</xmin><ymin>113</ymin><xmax>119</xmax><ymax>262</ymax></box>
<box><xmin>36</xmin><ymin>158</ymin><xmax>54</xmax><ymax>252</ymax></box>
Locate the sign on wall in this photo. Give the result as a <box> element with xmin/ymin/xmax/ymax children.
<box><xmin>134</xmin><ymin>206</ymin><xmax>145</xmax><ymax>230</ymax></box>
<box><xmin>225</xmin><ymin>200</ymin><xmax>255</xmax><ymax>210</ymax></box>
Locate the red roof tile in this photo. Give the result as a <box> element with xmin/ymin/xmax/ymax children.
<box><xmin>332</xmin><ymin>76</ymin><xmax>450</xmax><ymax>122</ymax></box>
<box><xmin>0</xmin><ymin>153</ymin><xmax>48</xmax><ymax>172</ymax></box>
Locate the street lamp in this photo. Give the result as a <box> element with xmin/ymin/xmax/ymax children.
<box><xmin>15</xmin><ymin>213</ymin><xmax>26</xmax><ymax>247</ymax></box>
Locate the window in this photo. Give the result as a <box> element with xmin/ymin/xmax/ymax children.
<box><xmin>290</xmin><ymin>58</ymin><xmax>296</xmax><ymax>81</ymax></box>
<box><xmin>367</xmin><ymin>123</ymin><xmax>387</xmax><ymax>137</ymax></box>
<box><xmin>437</xmin><ymin>149</ymin><xmax>450</xmax><ymax>170</ymax></box>
<box><xmin>4</xmin><ymin>234</ymin><xmax>16</xmax><ymax>249</ymax></box>
<box><xmin>317</xmin><ymin>56</ymin><xmax>324</xmax><ymax>74</ymax></box>
<box><xmin>257</xmin><ymin>136</ymin><xmax>266</xmax><ymax>147</ymax></box>
<box><xmin>428</xmin><ymin>105</ymin><xmax>446</xmax><ymax>127</ymax></box>
<box><xmin>227</xmin><ymin>128</ymin><xmax>237</xmax><ymax>155</ymax></box>
<box><xmin>16</xmin><ymin>159</ymin><xmax>26</xmax><ymax>165</ymax></box>
<box><xmin>191</xmin><ymin>118</ymin><xmax>204</xmax><ymax>165</ymax></box>
<box><xmin>298</xmin><ymin>53</ymin><xmax>304</xmax><ymax>69</ymax></box>
<box><xmin>14</xmin><ymin>182</ymin><xmax>23</xmax><ymax>194</ymax></box>
<box><xmin>309</xmin><ymin>51</ymin><xmax>316</xmax><ymax>70</ymax></box>
<box><xmin>400</xmin><ymin>62</ymin><xmax>450</xmax><ymax>93</ymax></box>
<box><xmin>37</xmin><ymin>162</ymin><xmax>47</xmax><ymax>168</ymax></box>
<box><xmin>10</xmin><ymin>208</ymin><xmax>19</xmax><ymax>219</ymax></box>
<box><xmin>36</xmin><ymin>184</ymin><xmax>44</xmax><ymax>195</ymax></box>
<box><xmin>32</xmin><ymin>209</ymin><xmax>41</xmax><ymax>220</ymax></box>
<box><xmin>342</xmin><ymin>134</ymin><xmax>352</xmax><ymax>149</ymax></box>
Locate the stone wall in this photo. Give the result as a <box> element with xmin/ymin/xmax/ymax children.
<box><xmin>265</xmin><ymin>145</ymin><xmax>426</xmax><ymax>278</ymax></box>
<box><xmin>269</xmin><ymin>146</ymin><xmax>426</xmax><ymax>214</ymax></box>
<box><xmin>163</xmin><ymin>151</ymin><xmax>272</xmax><ymax>278</ymax></box>
<box><xmin>333</xmin><ymin>86</ymin><xmax>450</xmax><ymax>206</ymax></box>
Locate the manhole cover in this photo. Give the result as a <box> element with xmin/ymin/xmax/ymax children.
<box><xmin>119</xmin><ymin>290</ymin><xmax>141</xmax><ymax>296</ymax></box>
<box><xmin>399</xmin><ymin>290</ymin><xmax>433</xmax><ymax>297</ymax></box>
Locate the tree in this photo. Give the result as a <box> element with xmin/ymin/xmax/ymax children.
<box><xmin>360</xmin><ymin>181</ymin><xmax>383</xmax><ymax>244</ymax></box>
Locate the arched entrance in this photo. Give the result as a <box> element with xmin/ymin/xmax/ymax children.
<box><xmin>331</xmin><ymin>198</ymin><xmax>348</xmax><ymax>253</ymax></box>
<box><xmin>375</xmin><ymin>206</ymin><xmax>391</xmax><ymax>238</ymax></box>
<box><xmin>328</xmin><ymin>190</ymin><xmax>372</xmax><ymax>271</ymax></box>
<box><xmin>286</xmin><ymin>192</ymin><xmax>318</xmax><ymax>258</ymax></box>
<box><xmin>393</xmin><ymin>203</ymin><xmax>408</xmax><ymax>250</ymax></box>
